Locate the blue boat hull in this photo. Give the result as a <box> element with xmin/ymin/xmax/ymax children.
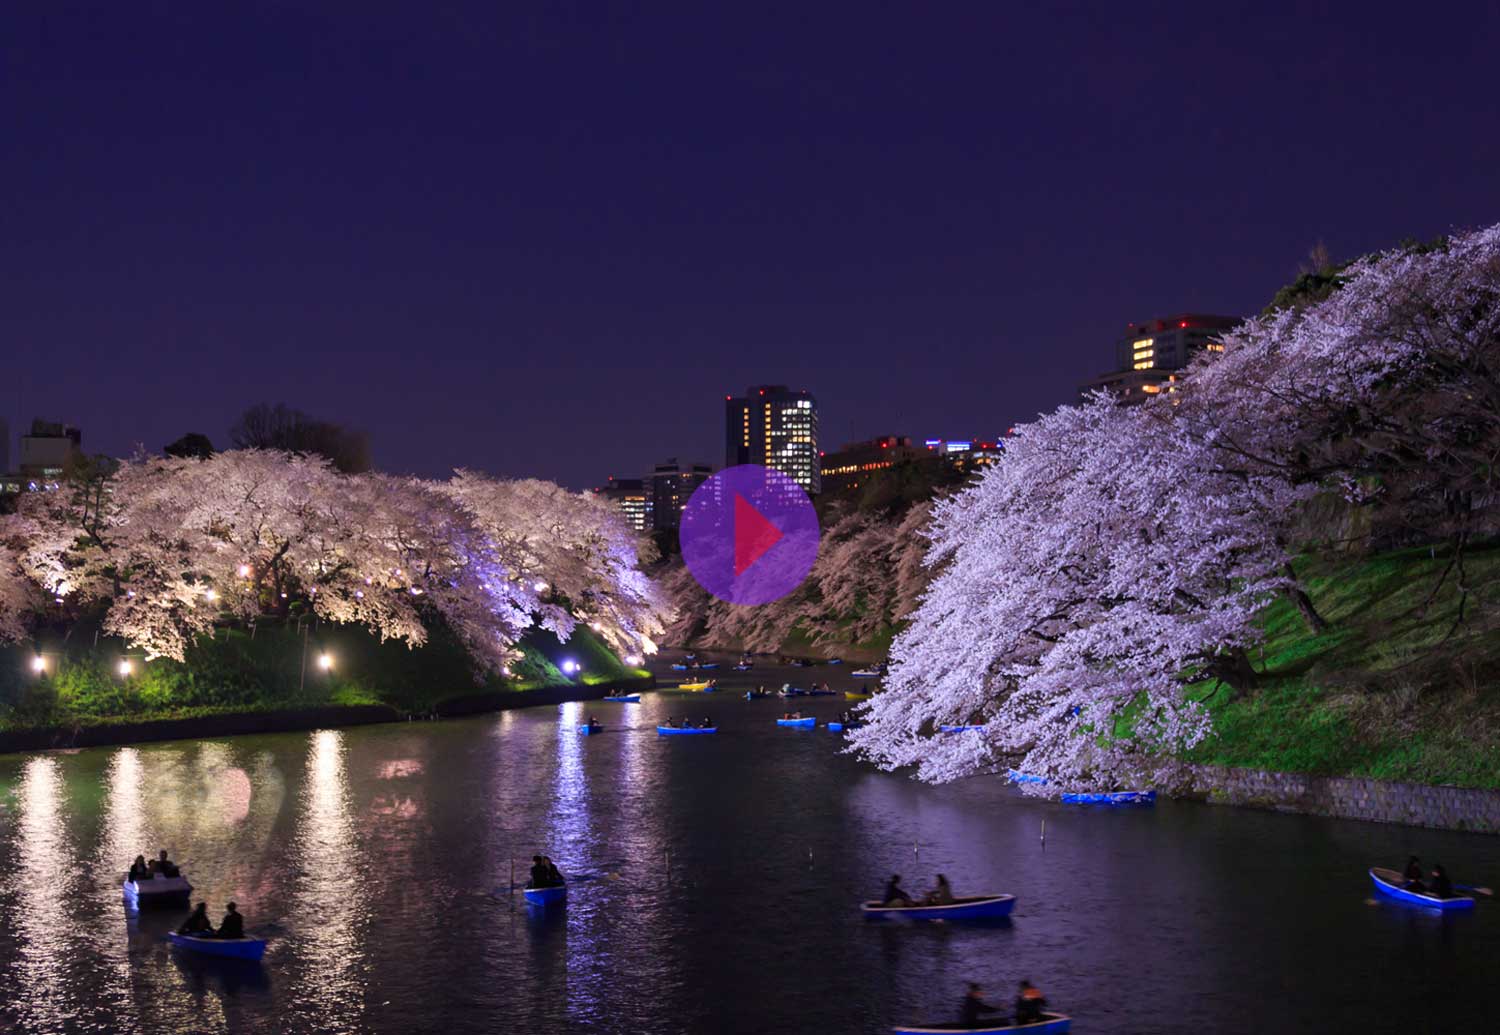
<box><xmin>523</xmin><ymin>884</ymin><xmax>567</xmax><ymax>906</ymax></box>
<box><xmin>1060</xmin><ymin>790</ymin><xmax>1155</xmax><ymax>805</ymax></box>
<box><xmin>657</xmin><ymin>726</ymin><xmax>717</xmax><ymax>735</ymax></box>
<box><xmin>862</xmin><ymin>894</ymin><xmax>1015</xmax><ymax>921</ymax></box>
<box><xmin>602</xmin><ymin>695</ymin><xmax>640</xmax><ymax>703</ymax></box>
<box><xmin>670</xmin><ymin>664</ymin><xmax>689</xmax><ymax>670</ymax></box>
<box><xmin>1007</xmin><ymin>770</ymin><xmax>1048</xmax><ymax>785</ymax></box>
<box><xmin>850</xmin><ymin>670</ymin><xmax>882</xmax><ymax>678</ymax></box>
<box><xmin>776</xmin><ymin>718</ymin><xmax>816</xmax><ymax>728</ymax></box>
<box><xmin>892</xmin><ymin>1013</ymin><xmax>1070</xmax><ymax>1034</ymax></box>
<box><xmin>1370</xmin><ymin>868</ymin><xmax>1476</xmax><ymax>909</ymax></box>
<box><xmin>577</xmin><ymin>724</ymin><xmax>602</xmax><ymax>735</ymax></box>
<box><xmin>827</xmin><ymin>722</ymin><xmax>864</xmax><ymax>732</ymax></box>
<box><xmin>168</xmin><ymin>933</ymin><xmax>267</xmax><ymax>961</ymax></box>
<box><xmin>699</xmin><ymin>663</ymin><xmax>719</xmax><ymax>669</ymax></box>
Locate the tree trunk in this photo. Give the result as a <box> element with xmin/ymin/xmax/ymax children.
<box><xmin>1282</xmin><ymin>563</ymin><xmax>1327</xmax><ymax>633</ymax></box>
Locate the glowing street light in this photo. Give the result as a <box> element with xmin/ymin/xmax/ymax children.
<box><xmin>624</xmin><ymin>654</ymin><xmax>643</xmax><ymax>667</ymax></box>
<box><xmin>318</xmin><ymin>653</ymin><xmax>334</xmax><ymax>671</ymax></box>
<box><xmin>590</xmin><ymin>621</ymin><xmax>603</xmax><ymax>632</ymax></box>
<box><xmin>561</xmin><ymin>658</ymin><xmax>580</xmax><ymax>676</ymax></box>
<box><xmin>238</xmin><ymin>564</ymin><xmax>252</xmax><ymax>578</ymax></box>
<box><xmin>204</xmin><ymin>589</ymin><xmax>218</xmax><ymax>602</ymax></box>
<box><xmin>31</xmin><ymin>656</ymin><xmax>46</xmax><ymax>673</ymax></box>
<box><xmin>118</xmin><ymin>659</ymin><xmax>134</xmax><ymax>677</ymax></box>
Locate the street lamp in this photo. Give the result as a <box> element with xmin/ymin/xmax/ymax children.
<box><xmin>561</xmin><ymin>658</ymin><xmax>579</xmax><ymax>676</ymax></box>
<box><xmin>318</xmin><ymin>652</ymin><xmax>334</xmax><ymax>672</ymax></box>
<box><xmin>31</xmin><ymin>655</ymin><xmax>46</xmax><ymax>673</ymax></box>
<box><xmin>118</xmin><ymin>659</ymin><xmax>133</xmax><ymax>677</ymax></box>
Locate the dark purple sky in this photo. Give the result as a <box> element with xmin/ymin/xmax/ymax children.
<box><xmin>4</xmin><ymin>3</ymin><xmax>1497</xmax><ymax>488</ymax></box>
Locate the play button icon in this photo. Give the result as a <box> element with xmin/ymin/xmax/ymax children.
<box><xmin>680</xmin><ymin>465</ymin><xmax>819</xmax><ymax>605</ymax></box>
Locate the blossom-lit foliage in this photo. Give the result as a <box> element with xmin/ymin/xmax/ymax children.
<box><xmin>663</xmin><ymin>503</ymin><xmax>931</xmax><ymax>655</ymax></box>
<box><xmin>852</xmin><ymin>224</ymin><xmax>1500</xmax><ymax>790</ymax></box>
<box><xmin>0</xmin><ymin>452</ymin><xmax>667</xmax><ymax>675</ymax></box>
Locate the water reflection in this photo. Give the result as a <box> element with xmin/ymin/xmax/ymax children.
<box><xmin>9</xmin><ymin>757</ymin><xmax>83</xmax><ymax>1030</ymax></box>
<box><xmin>286</xmin><ymin>730</ymin><xmax>369</xmax><ymax>1032</ymax></box>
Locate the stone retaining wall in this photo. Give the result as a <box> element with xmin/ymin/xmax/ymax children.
<box><xmin>1182</xmin><ymin>764</ymin><xmax>1500</xmax><ymax>834</ymax></box>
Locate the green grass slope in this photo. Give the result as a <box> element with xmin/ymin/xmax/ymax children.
<box><xmin>1187</xmin><ymin>542</ymin><xmax>1500</xmax><ymax>788</ymax></box>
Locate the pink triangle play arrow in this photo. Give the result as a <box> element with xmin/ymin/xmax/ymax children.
<box><xmin>734</xmin><ymin>493</ymin><xmax>784</xmax><ymax>576</ymax></box>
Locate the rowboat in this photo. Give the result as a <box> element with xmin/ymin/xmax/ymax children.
<box><xmin>892</xmin><ymin>1012</ymin><xmax>1070</xmax><ymax>1034</ymax></box>
<box><xmin>670</xmin><ymin>664</ymin><xmax>690</xmax><ymax>671</ymax></box>
<box><xmin>844</xmin><ymin>691</ymin><xmax>872</xmax><ymax>701</ymax></box>
<box><xmin>776</xmin><ymin>717</ymin><xmax>816</xmax><ymax>728</ymax></box>
<box><xmin>851</xmin><ymin>669</ymin><xmax>883</xmax><ymax>678</ymax></box>
<box><xmin>939</xmin><ymin>725</ymin><xmax>982</xmax><ymax>733</ymax></box>
<box><xmin>861</xmin><ymin>894</ymin><xmax>1016</xmax><ymax>921</ymax></box>
<box><xmin>123</xmin><ymin>875</ymin><xmax>193</xmax><ymax>907</ymax></box>
<box><xmin>657</xmin><ymin>725</ymin><xmax>717</xmax><ymax>735</ymax></box>
<box><xmin>602</xmin><ymin>694</ymin><xmax>640</xmax><ymax>703</ymax></box>
<box><xmin>827</xmin><ymin>721</ymin><xmax>863</xmax><ymax>732</ymax></box>
<box><xmin>167</xmin><ymin>933</ymin><xmax>267</xmax><ymax>961</ymax></box>
<box><xmin>1007</xmin><ymin>770</ymin><xmax>1048</xmax><ymax>785</ymax></box>
<box><xmin>733</xmin><ymin>664</ymin><xmax>753</xmax><ymax>671</ymax></box>
<box><xmin>780</xmin><ymin>688</ymin><xmax>837</xmax><ymax>698</ymax></box>
<box><xmin>745</xmin><ymin>691</ymin><xmax>772</xmax><ymax>700</ymax></box>
<box><xmin>522</xmin><ymin>884</ymin><xmax>568</xmax><ymax>907</ymax></box>
<box><xmin>1060</xmin><ymin>790</ymin><xmax>1155</xmax><ymax>805</ymax></box>
<box><xmin>826</xmin><ymin>659</ymin><xmax>843</xmax><ymax>665</ymax></box>
<box><xmin>699</xmin><ymin>663</ymin><xmax>720</xmax><ymax>670</ymax></box>
<box><xmin>577</xmin><ymin>723</ymin><xmax>603</xmax><ymax>735</ymax></box>
<box><xmin>678</xmin><ymin>681</ymin><xmax>714</xmax><ymax>690</ymax></box>
<box><xmin>1369</xmin><ymin>867</ymin><xmax>1476</xmax><ymax>909</ymax></box>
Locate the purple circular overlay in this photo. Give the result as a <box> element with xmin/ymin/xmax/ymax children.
<box><xmin>679</xmin><ymin>465</ymin><xmax>820</xmax><ymax>605</ymax></box>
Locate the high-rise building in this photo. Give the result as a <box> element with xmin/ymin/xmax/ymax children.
<box><xmin>724</xmin><ymin>385</ymin><xmax>820</xmax><ymax>494</ymax></box>
<box><xmin>17</xmin><ymin>419</ymin><xmax>84</xmax><ymax>487</ymax></box>
<box><xmin>1079</xmin><ymin>314</ymin><xmax>1240</xmax><ymax>403</ymax></box>
<box><xmin>648</xmin><ymin>458</ymin><xmax>713</xmax><ymax>531</ymax></box>
<box><xmin>592</xmin><ymin>476</ymin><xmax>653</xmax><ymax>533</ymax></box>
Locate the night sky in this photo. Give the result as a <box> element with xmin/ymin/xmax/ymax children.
<box><xmin>4</xmin><ymin>3</ymin><xmax>1497</xmax><ymax>488</ymax></box>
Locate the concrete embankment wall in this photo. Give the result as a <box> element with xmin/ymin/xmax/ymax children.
<box><xmin>0</xmin><ymin>675</ymin><xmax>655</xmax><ymax>757</ymax></box>
<box><xmin>1182</xmin><ymin>764</ymin><xmax>1500</xmax><ymax>834</ymax></box>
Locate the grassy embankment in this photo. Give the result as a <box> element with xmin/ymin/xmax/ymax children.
<box><xmin>0</xmin><ymin>612</ymin><xmax>647</xmax><ymax>732</ymax></box>
<box><xmin>1185</xmin><ymin>542</ymin><xmax>1500</xmax><ymax>788</ymax></box>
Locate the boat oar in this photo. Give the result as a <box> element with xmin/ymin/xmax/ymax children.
<box><xmin>1456</xmin><ymin>884</ymin><xmax>1493</xmax><ymax>897</ymax></box>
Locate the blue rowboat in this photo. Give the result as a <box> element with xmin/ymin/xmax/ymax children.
<box><xmin>1060</xmin><ymin>790</ymin><xmax>1155</xmax><ymax>805</ymax></box>
<box><xmin>602</xmin><ymin>694</ymin><xmax>640</xmax><ymax>703</ymax></box>
<box><xmin>122</xmin><ymin>876</ymin><xmax>193</xmax><ymax>907</ymax></box>
<box><xmin>892</xmin><ymin>1012</ymin><xmax>1070</xmax><ymax>1034</ymax></box>
<box><xmin>827</xmin><ymin>721</ymin><xmax>864</xmax><ymax>732</ymax></box>
<box><xmin>670</xmin><ymin>663</ymin><xmax>689</xmax><ymax>670</ymax></box>
<box><xmin>1370</xmin><ymin>867</ymin><xmax>1476</xmax><ymax>910</ymax></box>
<box><xmin>939</xmin><ymin>725</ymin><xmax>982</xmax><ymax>733</ymax></box>
<box><xmin>826</xmin><ymin>659</ymin><xmax>843</xmax><ymax>665</ymax></box>
<box><xmin>733</xmin><ymin>664</ymin><xmax>753</xmax><ymax>671</ymax></box>
<box><xmin>776</xmin><ymin>717</ymin><xmax>817</xmax><ymax>728</ymax></box>
<box><xmin>851</xmin><ymin>669</ymin><xmax>883</xmax><ymax>678</ymax></box>
<box><xmin>577</xmin><ymin>724</ymin><xmax>603</xmax><ymax>735</ymax></box>
<box><xmin>657</xmin><ymin>725</ymin><xmax>717</xmax><ymax>735</ymax></box>
<box><xmin>699</xmin><ymin>663</ymin><xmax>720</xmax><ymax>670</ymax></box>
<box><xmin>167</xmin><ymin>933</ymin><xmax>267</xmax><ymax>961</ymax></box>
<box><xmin>744</xmin><ymin>691</ymin><xmax>771</xmax><ymax>700</ymax></box>
<box><xmin>861</xmin><ymin>894</ymin><xmax>1016</xmax><ymax>921</ymax></box>
<box><xmin>1007</xmin><ymin>770</ymin><xmax>1048</xmax><ymax>785</ymax></box>
<box><xmin>523</xmin><ymin>884</ymin><xmax>568</xmax><ymax>907</ymax></box>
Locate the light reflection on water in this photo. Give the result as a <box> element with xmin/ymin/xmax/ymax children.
<box><xmin>2</xmin><ymin>654</ymin><xmax>1500</xmax><ymax>1034</ymax></box>
<box><xmin>9</xmin><ymin>758</ymin><xmax>83</xmax><ymax>1031</ymax></box>
<box><xmin>285</xmin><ymin>730</ymin><xmax>369</xmax><ymax>1032</ymax></box>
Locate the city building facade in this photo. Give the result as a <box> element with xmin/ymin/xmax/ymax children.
<box><xmin>819</xmin><ymin>435</ymin><xmax>923</xmax><ymax>494</ymax></box>
<box><xmin>1079</xmin><ymin>313</ymin><xmax>1239</xmax><ymax>403</ymax></box>
<box><xmin>3</xmin><ymin>418</ymin><xmax>85</xmax><ymax>496</ymax></box>
<box><xmin>648</xmin><ymin>458</ymin><xmax>713</xmax><ymax>531</ymax></box>
<box><xmin>592</xmin><ymin>476</ymin><xmax>652</xmax><ymax>532</ymax></box>
<box><xmin>724</xmin><ymin>385</ymin><xmax>820</xmax><ymax>494</ymax></box>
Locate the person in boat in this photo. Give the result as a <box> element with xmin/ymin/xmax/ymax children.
<box><xmin>883</xmin><ymin>874</ymin><xmax>914</xmax><ymax>907</ymax></box>
<box><xmin>1403</xmin><ymin>855</ymin><xmax>1426</xmax><ymax>891</ymax></box>
<box><xmin>216</xmin><ymin>902</ymin><xmax>244</xmax><ymax>939</ymax></box>
<box><xmin>153</xmin><ymin>849</ymin><xmax>180</xmax><ymax>879</ymax></box>
<box><xmin>587</xmin><ymin>714</ymin><xmax>600</xmax><ymax>728</ymax></box>
<box><xmin>923</xmin><ymin>873</ymin><xmax>955</xmax><ymax>906</ymax></box>
<box><xmin>1430</xmin><ymin>863</ymin><xmax>1454</xmax><ymax>898</ymax></box>
<box><xmin>664</xmin><ymin>717</ymin><xmax>678</xmax><ymax>728</ymax></box>
<box><xmin>179</xmin><ymin>902</ymin><xmax>213</xmax><ymax>935</ymax></box>
<box><xmin>528</xmin><ymin>855</ymin><xmax>549</xmax><ymax>888</ymax></box>
<box><xmin>960</xmin><ymin>983</ymin><xmax>1003</xmax><ymax>1028</ymax></box>
<box><xmin>543</xmin><ymin>857</ymin><xmax>564</xmax><ymax>886</ymax></box>
<box><xmin>699</xmin><ymin>717</ymin><xmax>712</xmax><ymax>729</ymax></box>
<box><xmin>128</xmin><ymin>855</ymin><xmax>151</xmax><ymax>882</ymax></box>
<box><xmin>1015</xmin><ymin>980</ymin><xmax>1047</xmax><ymax>1025</ymax></box>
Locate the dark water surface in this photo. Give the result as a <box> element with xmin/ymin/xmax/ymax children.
<box><xmin>2</xmin><ymin>653</ymin><xmax>1498</xmax><ymax>1034</ymax></box>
